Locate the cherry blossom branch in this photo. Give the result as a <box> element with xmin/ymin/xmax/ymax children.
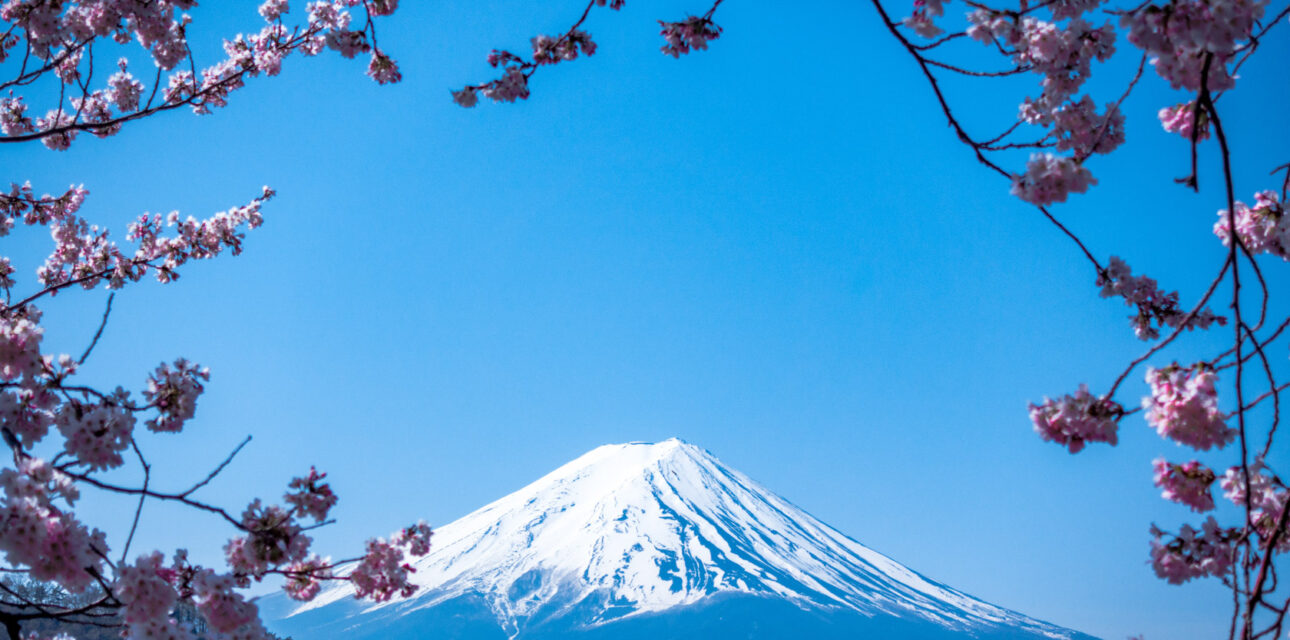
<box><xmin>871</xmin><ymin>0</ymin><xmax>1107</xmax><ymax>272</ymax></box>
<box><xmin>452</xmin><ymin>0</ymin><xmax>727</xmax><ymax>106</ymax></box>
<box><xmin>922</xmin><ymin>58</ymin><xmax>1030</xmax><ymax>76</ymax></box>
<box><xmin>118</xmin><ymin>440</ymin><xmax>151</xmax><ymax>566</ymax></box>
<box><xmin>911</xmin><ymin>31</ymin><xmax>970</xmax><ymax>49</ymax></box>
<box><xmin>76</xmin><ymin>292</ymin><xmax>114</xmax><ymax>366</ymax></box>
<box><xmin>180</xmin><ymin>436</ymin><xmax>252</xmax><ymax>498</ymax></box>
<box><xmin>1</xmin><ymin>1</ymin><xmax>402</xmax><ymax>150</ymax></box>
<box><xmin>1248</xmin><ymin>495</ymin><xmax>1290</xmax><ymax>633</ymax></box>
<box><xmin>1104</xmin><ymin>257</ymin><xmax>1232</xmax><ymax>397</ymax></box>
<box><xmin>1200</xmin><ymin>70</ymin><xmax>1264</xmax><ymax>636</ymax></box>
<box><xmin>1215</xmin><ymin>315</ymin><xmax>1290</xmax><ymax>372</ymax></box>
<box><xmin>60</xmin><ymin>470</ymin><xmax>245</xmax><ymax>530</ymax></box>
<box><xmin>450</xmin><ymin>0</ymin><xmax>608</xmax><ymax>106</ymax></box>
<box><xmin>4</xmin><ymin>259</ymin><xmax>157</xmax><ymax>313</ymax></box>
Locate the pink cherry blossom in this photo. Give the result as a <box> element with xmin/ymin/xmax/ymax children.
<box><xmin>1158</xmin><ymin>102</ymin><xmax>1209</xmax><ymax>141</ymax></box>
<box><xmin>452</xmin><ymin>87</ymin><xmax>479</xmax><ymax>108</ymax></box>
<box><xmin>482</xmin><ymin>67</ymin><xmax>530</xmax><ymax>103</ymax></box>
<box><xmin>1121</xmin><ymin>0</ymin><xmax>1264</xmax><ymax>91</ymax></box>
<box><xmin>35</xmin><ymin>109</ymin><xmax>75</xmax><ymax>151</ymax></box>
<box><xmin>225</xmin><ymin>499</ymin><xmax>310</xmax><ymax>578</ymax></box>
<box><xmin>1142</xmin><ymin>363</ymin><xmax>1235</xmax><ymax>451</ymax></box>
<box><xmin>351</xmin><ymin>536</ymin><xmax>418</xmax><ymax>602</ymax></box>
<box><xmin>1096</xmin><ymin>256</ymin><xmax>1225</xmax><ymax>340</ymax></box>
<box><xmin>1051</xmin><ymin>96</ymin><xmax>1124</xmax><ymax>157</ymax></box>
<box><xmin>0</xmin><ymin>388</ymin><xmax>55</xmax><ymax>447</ymax></box>
<box><xmin>366</xmin><ymin>49</ymin><xmax>402</xmax><ymax>85</ymax></box>
<box><xmin>1049</xmin><ymin>0</ymin><xmax>1105</xmax><ymax>20</ymax></box>
<box><xmin>0</xmin><ymin>96</ymin><xmax>33</xmax><ymax>135</ymax></box>
<box><xmin>1029</xmin><ymin>384</ymin><xmax>1122</xmax><ymax>453</ymax></box>
<box><xmin>1153</xmin><ymin>459</ymin><xmax>1216</xmax><ymax>512</ymax></box>
<box><xmin>1220</xmin><ymin>461</ymin><xmax>1284</xmax><ymax>513</ymax></box>
<box><xmin>1221</xmin><ymin>463</ymin><xmax>1290</xmax><ymax>551</ymax></box>
<box><xmin>0</xmin><ymin>459</ymin><xmax>106</xmax><ymax>593</ymax></box>
<box><xmin>192</xmin><ymin>570</ymin><xmax>259</xmax><ymax>633</ymax></box>
<box><xmin>285</xmin><ymin>466</ymin><xmax>338</xmax><ymax>522</ymax></box>
<box><xmin>659</xmin><ymin>16</ymin><xmax>722</xmax><ymax>57</ymax></box>
<box><xmin>532</xmin><ymin>30</ymin><xmax>597</xmax><ymax>64</ymax></box>
<box><xmin>903</xmin><ymin>0</ymin><xmax>947</xmax><ymax>38</ymax></box>
<box><xmin>56</xmin><ymin>397</ymin><xmax>136</xmax><ymax>471</ymax></box>
<box><xmin>903</xmin><ymin>12</ymin><xmax>943</xmax><ymax>38</ymax></box>
<box><xmin>1150</xmin><ymin>517</ymin><xmax>1236</xmax><ymax>584</ymax></box>
<box><xmin>974</xmin><ymin>15</ymin><xmax>1115</xmax><ymax>127</ymax></box>
<box><xmin>1214</xmin><ymin>191</ymin><xmax>1288</xmax><ymax>260</ymax></box>
<box><xmin>143</xmin><ymin>358</ymin><xmax>210</xmax><ymax>433</ymax></box>
<box><xmin>260</xmin><ymin>0</ymin><xmax>290</xmax><ymax>21</ymax></box>
<box><xmin>117</xmin><ymin>551</ymin><xmax>179</xmax><ymax>624</ymax></box>
<box><xmin>1010</xmin><ymin>153</ymin><xmax>1096</xmax><ymax>206</ymax></box>
<box><xmin>283</xmin><ymin>555</ymin><xmax>331</xmax><ymax>601</ymax></box>
<box><xmin>0</xmin><ymin>313</ymin><xmax>44</xmax><ymax>382</ymax></box>
<box><xmin>394</xmin><ymin>520</ymin><xmax>433</xmax><ymax>556</ymax></box>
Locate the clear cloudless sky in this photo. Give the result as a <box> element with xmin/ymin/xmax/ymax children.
<box><xmin>4</xmin><ymin>1</ymin><xmax>1290</xmax><ymax>639</ymax></box>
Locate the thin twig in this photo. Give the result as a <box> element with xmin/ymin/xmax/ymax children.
<box><xmin>77</xmin><ymin>292</ymin><xmax>114</xmax><ymax>366</ymax></box>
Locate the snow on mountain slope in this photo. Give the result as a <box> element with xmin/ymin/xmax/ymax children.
<box><xmin>281</xmin><ymin>439</ymin><xmax>1081</xmax><ymax>638</ymax></box>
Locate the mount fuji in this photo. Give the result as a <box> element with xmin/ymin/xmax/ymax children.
<box><xmin>262</xmin><ymin>439</ymin><xmax>1096</xmax><ymax>639</ymax></box>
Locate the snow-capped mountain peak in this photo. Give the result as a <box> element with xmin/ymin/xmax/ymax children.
<box><xmin>279</xmin><ymin>439</ymin><xmax>1084</xmax><ymax>639</ymax></box>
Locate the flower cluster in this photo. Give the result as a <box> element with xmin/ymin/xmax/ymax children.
<box><xmin>453</xmin><ymin>0</ymin><xmax>627</xmax><ymax>107</ymax></box>
<box><xmin>285</xmin><ymin>466</ymin><xmax>338</xmax><ymax>522</ymax></box>
<box><xmin>659</xmin><ymin>16</ymin><xmax>722</xmax><ymax>57</ymax></box>
<box><xmin>225</xmin><ymin>500</ymin><xmax>311</xmax><ymax>579</ymax></box>
<box><xmin>1049</xmin><ymin>0</ymin><xmax>1105</xmax><ymax>20</ymax></box>
<box><xmin>395</xmin><ymin>521</ymin><xmax>434</xmax><ymax>556</ymax></box>
<box><xmin>1153</xmin><ymin>459</ymin><xmax>1216</xmax><ymax>512</ymax></box>
<box><xmin>367</xmin><ymin>48</ymin><xmax>402</xmax><ymax>85</ymax></box>
<box><xmin>457</xmin><ymin>66</ymin><xmax>530</xmax><ymax>106</ymax></box>
<box><xmin>0</xmin><ymin>458</ymin><xmax>106</xmax><ymax>593</ymax></box>
<box><xmin>1220</xmin><ymin>463</ymin><xmax>1290</xmax><ymax>551</ymax></box>
<box><xmin>1029</xmin><ymin>384</ymin><xmax>1122</xmax><ymax>453</ymax></box>
<box><xmin>1</xmin><ymin>183</ymin><xmax>88</xmax><ymax>230</ymax></box>
<box><xmin>0</xmin><ymin>0</ymin><xmax>191</xmax><ymax>63</ymax></box>
<box><xmin>192</xmin><ymin>569</ymin><xmax>263</xmax><ymax>635</ymax></box>
<box><xmin>532</xmin><ymin>30</ymin><xmax>597</xmax><ymax>65</ymax></box>
<box><xmin>350</xmin><ymin>521</ymin><xmax>434</xmax><ymax>602</ymax></box>
<box><xmin>1150</xmin><ymin>517</ymin><xmax>1237</xmax><ymax>584</ymax></box>
<box><xmin>1017</xmin><ymin>18</ymin><xmax>1116</xmax><ymax>110</ymax></box>
<box><xmin>260</xmin><ymin>0</ymin><xmax>290</xmax><ymax>21</ymax></box>
<box><xmin>1051</xmin><ymin>96</ymin><xmax>1124</xmax><ymax>157</ymax></box>
<box><xmin>0</xmin><ymin>312</ymin><xmax>44</xmax><ymax>383</ymax></box>
<box><xmin>1095</xmin><ymin>256</ymin><xmax>1225</xmax><ymax>340</ymax></box>
<box><xmin>0</xmin><ymin>387</ymin><xmax>57</xmax><ymax>447</ymax></box>
<box><xmin>283</xmin><ymin>555</ymin><xmax>332</xmax><ymax>601</ymax></box>
<box><xmin>1214</xmin><ymin>190</ymin><xmax>1288</xmax><ymax>260</ymax></box>
<box><xmin>2</xmin><ymin>183</ymin><xmax>273</xmax><ymax>296</ymax></box>
<box><xmin>1143</xmin><ymin>363</ymin><xmax>1235</xmax><ymax>451</ymax></box>
<box><xmin>0</xmin><ymin>97</ymin><xmax>32</xmax><ymax>136</ymax></box>
<box><xmin>1010</xmin><ymin>153</ymin><xmax>1096</xmax><ymax>206</ymax></box>
<box><xmin>143</xmin><ymin>359</ymin><xmax>210</xmax><ymax>433</ymax></box>
<box><xmin>56</xmin><ymin>396</ymin><xmax>137</xmax><ymax>471</ymax></box>
<box><xmin>1220</xmin><ymin>461</ymin><xmax>1283</xmax><ymax>512</ymax></box>
<box><xmin>903</xmin><ymin>0</ymin><xmax>948</xmax><ymax>39</ymax></box>
<box><xmin>117</xmin><ymin>552</ymin><xmax>179</xmax><ymax>624</ymax></box>
<box><xmin>1158</xmin><ymin>101</ymin><xmax>1209</xmax><ymax>140</ymax></box>
<box><xmin>968</xmin><ymin>12</ymin><xmax>1116</xmax><ymax>126</ymax></box>
<box><xmin>1121</xmin><ymin>0</ymin><xmax>1266</xmax><ymax>91</ymax></box>
<box><xmin>124</xmin><ymin>186</ymin><xmax>274</xmax><ymax>284</ymax></box>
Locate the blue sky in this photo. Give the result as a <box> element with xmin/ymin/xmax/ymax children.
<box><xmin>5</xmin><ymin>1</ymin><xmax>1290</xmax><ymax>639</ymax></box>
